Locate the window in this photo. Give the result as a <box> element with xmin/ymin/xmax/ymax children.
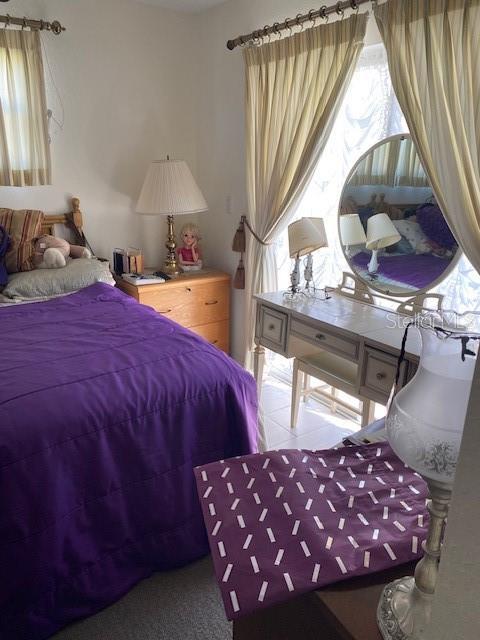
<box><xmin>0</xmin><ymin>29</ymin><xmax>51</xmax><ymax>186</ymax></box>
<box><xmin>273</xmin><ymin>43</ymin><xmax>480</xmax><ymax>314</ymax></box>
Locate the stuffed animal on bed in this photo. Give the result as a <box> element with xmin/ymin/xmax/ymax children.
<box><xmin>33</xmin><ymin>235</ymin><xmax>92</xmax><ymax>269</ymax></box>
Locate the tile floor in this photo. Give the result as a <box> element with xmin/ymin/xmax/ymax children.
<box><xmin>260</xmin><ymin>374</ymin><xmax>362</xmax><ymax>451</ymax></box>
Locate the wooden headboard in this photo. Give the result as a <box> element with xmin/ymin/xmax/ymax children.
<box><xmin>41</xmin><ymin>197</ymin><xmax>83</xmax><ymax>237</ymax></box>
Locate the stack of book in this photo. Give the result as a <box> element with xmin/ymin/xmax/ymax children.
<box><xmin>121</xmin><ymin>273</ymin><xmax>166</xmax><ymax>285</ymax></box>
<box><xmin>113</xmin><ymin>247</ymin><xmax>143</xmax><ymax>275</ymax></box>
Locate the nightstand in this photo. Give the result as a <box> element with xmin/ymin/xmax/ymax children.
<box><xmin>116</xmin><ymin>269</ymin><xmax>230</xmax><ymax>353</ymax></box>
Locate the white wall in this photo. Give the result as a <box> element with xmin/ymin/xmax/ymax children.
<box><xmin>195</xmin><ymin>0</ymin><xmax>381</xmax><ymax>362</ymax></box>
<box><xmin>0</xmin><ymin>0</ymin><xmax>200</xmax><ymax>267</ymax></box>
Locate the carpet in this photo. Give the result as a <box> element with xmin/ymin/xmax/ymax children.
<box><xmin>52</xmin><ymin>556</ymin><xmax>231</xmax><ymax>640</ymax></box>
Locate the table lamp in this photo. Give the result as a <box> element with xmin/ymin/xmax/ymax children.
<box><xmin>366</xmin><ymin>213</ymin><xmax>400</xmax><ymax>274</ymax></box>
<box><xmin>136</xmin><ymin>158</ymin><xmax>208</xmax><ymax>275</ymax></box>
<box><xmin>377</xmin><ymin>314</ymin><xmax>479</xmax><ymax>639</ymax></box>
<box><xmin>339</xmin><ymin>213</ymin><xmax>367</xmax><ymax>257</ymax></box>
<box><xmin>287</xmin><ymin>217</ymin><xmax>328</xmax><ymax>296</ymax></box>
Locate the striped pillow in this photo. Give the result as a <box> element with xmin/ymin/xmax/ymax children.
<box><xmin>0</xmin><ymin>209</ymin><xmax>44</xmax><ymax>273</ymax></box>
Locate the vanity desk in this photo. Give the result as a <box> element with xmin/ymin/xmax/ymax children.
<box><xmin>254</xmin><ymin>133</ymin><xmax>460</xmax><ymax>421</ymax></box>
<box><xmin>253</xmin><ymin>288</ymin><xmax>422</xmax><ymax>412</ymax></box>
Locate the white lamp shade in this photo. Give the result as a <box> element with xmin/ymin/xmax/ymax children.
<box><xmin>366</xmin><ymin>213</ymin><xmax>401</xmax><ymax>250</ymax></box>
<box><xmin>340</xmin><ymin>214</ymin><xmax>367</xmax><ymax>246</ymax></box>
<box><xmin>288</xmin><ymin>217</ymin><xmax>328</xmax><ymax>258</ymax></box>
<box><xmin>136</xmin><ymin>159</ymin><xmax>208</xmax><ymax>215</ymax></box>
<box><xmin>387</xmin><ymin>319</ymin><xmax>479</xmax><ymax>485</ymax></box>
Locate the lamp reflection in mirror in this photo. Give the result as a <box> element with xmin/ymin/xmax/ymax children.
<box><xmin>377</xmin><ymin>313</ymin><xmax>479</xmax><ymax>640</ymax></box>
<box><xmin>366</xmin><ymin>213</ymin><xmax>401</xmax><ymax>274</ymax></box>
<box><xmin>287</xmin><ymin>217</ymin><xmax>328</xmax><ymax>297</ymax></box>
<box><xmin>339</xmin><ymin>213</ymin><xmax>367</xmax><ymax>257</ymax></box>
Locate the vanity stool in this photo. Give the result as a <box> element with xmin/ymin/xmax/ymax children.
<box><xmin>291</xmin><ymin>353</ymin><xmax>373</xmax><ymax>429</ymax></box>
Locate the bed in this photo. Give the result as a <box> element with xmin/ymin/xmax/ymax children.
<box><xmin>351</xmin><ymin>251</ymin><xmax>450</xmax><ymax>291</ymax></box>
<box><xmin>0</xmin><ymin>204</ymin><xmax>258</xmax><ymax>640</ymax></box>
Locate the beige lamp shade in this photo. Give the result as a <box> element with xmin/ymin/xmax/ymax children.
<box><xmin>136</xmin><ymin>159</ymin><xmax>208</xmax><ymax>215</ymax></box>
<box><xmin>288</xmin><ymin>217</ymin><xmax>328</xmax><ymax>258</ymax></box>
<box><xmin>340</xmin><ymin>214</ymin><xmax>367</xmax><ymax>246</ymax></box>
<box><xmin>366</xmin><ymin>213</ymin><xmax>401</xmax><ymax>250</ymax></box>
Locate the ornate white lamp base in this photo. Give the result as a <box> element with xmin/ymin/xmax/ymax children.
<box><xmin>377</xmin><ymin>480</ymin><xmax>451</xmax><ymax>640</ymax></box>
<box><xmin>368</xmin><ymin>248</ymin><xmax>379</xmax><ymax>273</ymax></box>
<box><xmin>377</xmin><ymin>577</ymin><xmax>433</xmax><ymax>640</ymax></box>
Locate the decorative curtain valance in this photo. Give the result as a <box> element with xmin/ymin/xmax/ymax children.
<box><xmin>241</xmin><ymin>13</ymin><xmax>367</xmax><ymax>389</ymax></box>
<box><xmin>0</xmin><ymin>30</ymin><xmax>51</xmax><ymax>186</ymax></box>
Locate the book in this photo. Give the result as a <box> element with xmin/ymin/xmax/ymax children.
<box><xmin>121</xmin><ymin>273</ymin><xmax>166</xmax><ymax>285</ymax></box>
<box><xmin>113</xmin><ymin>247</ymin><xmax>144</xmax><ymax>276</ymax></box>
<box><xmin>113</xmin><ymin>248</ymin><xmax>126</xmax><ymax>275</ymax></box>
<box><xmin>127</xmin><ymin>247</ymin><xmax>143</xmax><ymax>274</ymax></box>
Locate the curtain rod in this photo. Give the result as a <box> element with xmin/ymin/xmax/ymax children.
<box><xmin>0</xmin><ymin>14</ymin><xmax>66</xmax><ymax>35</ymax></box>
<box><xmin>226</xmin><ymin>0</ymin><xmax>370</xmax><ymax>50</ymax></box>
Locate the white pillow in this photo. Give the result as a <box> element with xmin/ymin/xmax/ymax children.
<box><xmin>2</xmin><ymin>258</ymin><xmax>114</xmax><ymax>299</ymax></box>
<box><xmin>392</xmin><ymin>219</ymin><xmax>430</xmax><ymax>254</ymax></box>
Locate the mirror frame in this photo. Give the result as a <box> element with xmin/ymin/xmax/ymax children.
<box><xmin>338</xmin><ymin>133</ymin><xmax>461</xmax><ymax>298</ymax></box>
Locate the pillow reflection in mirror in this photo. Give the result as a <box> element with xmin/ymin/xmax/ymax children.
<box><xmin>415</xmin><ymin>203</ymin><xmax>456</xmax><ymax>251</ymax></box>
<box><xmin>392</xmin><ymin>220</ymin><xmax>430</xmax><ymax>254</ymax></box>
<box><xmin>385</xmin><ymin>235</ymin><xmax>415</xmax><ymax>255</ymax></box>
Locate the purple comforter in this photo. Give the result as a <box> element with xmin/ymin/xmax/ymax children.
<box><xmin>0</xmin><ymin>283</ymin><xmax>257</xmax><ymax>640</ymax></box>
<box><xmin>352</xmin><ymin>252</ymin><xmax>450</xmax><ymax>289</ymax></box>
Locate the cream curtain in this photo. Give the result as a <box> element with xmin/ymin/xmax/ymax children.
<box><xmin>244</xmin><ymin>13</ymin><xmax>367</xmax><ymax>373</ymax></box>
<box><xmin>374</xmin><ymin>0</ymin><xmax>480</xmax><ymax>272</ymax></box>
<box><xmin>0</xmin><ymin>30</ymin><xmax>51</xmax><ymax>186</ymax></box>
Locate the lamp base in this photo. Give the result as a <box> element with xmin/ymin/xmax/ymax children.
<box><xmin>377</xmin><ymin>577</ymin><xmax>433</xmax><ymax>640</ymax></box>
<box><xmin>368</xmin><ymin>248</ymin><xmax>379</xmax><ymax>273</ymax></box>
<box><xmin>164</xmin><ymin>214</ymin><xmax>180</xmax><ymax>276</ymax></box>
<box><xmin>163</xmin><ymin>259</ymin><xmax>180</xmax><ymax>276</ymax></box>
<box><xmin>377</xmin><ymin>479</ymin><xmax>451</xmax><ymax>640</ymax></box>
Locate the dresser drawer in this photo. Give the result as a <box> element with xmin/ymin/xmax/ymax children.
<box><xmin>190</xmin><ymin>319</ymin><xmax>229</xmax><ymax>353</ymax></box>
<box><xmin>258</xmin><ymin>306</ymin><xmax>288</xmax><ymax>353</ymax></box>
<box><xmin>290</xmin><ymin>319</ymin><xmax>359</xmax><ymax>361</ymax></box>
<box><xmin>360</xmin><ymin>347</ymin><xmax>404</xmax><ymax>403</ymax></box>
<box><xmin>139</xmin><ymin>280</ymin><xmax>229</xmax><ymax>328</ymax></box>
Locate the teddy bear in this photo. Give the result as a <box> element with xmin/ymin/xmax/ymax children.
<box><xmin>33</xmin><ymin>235</ymin><xmax>92</xmax><ymax>269</ymax></box>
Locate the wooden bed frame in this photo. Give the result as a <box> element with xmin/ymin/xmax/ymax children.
<box><xmin>41</xmin><ymin>197</ymin><xmax>87</xmax><ymax>249</ymax></box>
<box><xmin>41</xmin><ymin>197</ymin><xmax>84</xmax><ymax>237</ymax></box>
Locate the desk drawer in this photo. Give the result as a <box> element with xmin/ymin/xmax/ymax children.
<box><xmin>361</xmin><ymin>347</ymin><xmax>402</xmax><ymax>403</ymax></box>
<box><xmin>258</xmin><ymin>306</ymin><xmax>288</xmax><ymax>353</ymax></box>
<box><xmin>141</xmin><ymin>281</ymin><xmax>229</xmax><ymax>328</ymax></box>
<box><xmin>190</xmin><ymin>319</ymin><xmax>229</xmax><ymax>353</ymax></box>
<box><xmin>290</xmin><ymin>319</ymin><xmax>359</xmax><ymax>361</ymax></box>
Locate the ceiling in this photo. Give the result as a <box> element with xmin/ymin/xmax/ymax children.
<box><xmin>136</xmin><ymin>0</ymin><xmax>228</xmax><ymax>13</ymax></box>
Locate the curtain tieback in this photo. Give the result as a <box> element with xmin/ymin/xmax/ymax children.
<box><xmin>231</xmin><ymin>216</ymin><xmax>272</xmax><ymax>290</ymax></box>
<box><xmin>232</xmin><ymin>215</ymin><xmax>272</xmax><ymax>251</ymax></box>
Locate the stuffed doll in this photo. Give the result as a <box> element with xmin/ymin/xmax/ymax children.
<box><xmin>33</xmin><ymin>235</ymin><xmax>92</xmax><ymax>269</ymax></box>
<box><xmin>177</xmin><ymin>222</ymin><xmax>203</xmax><ymax>271</ymax></box>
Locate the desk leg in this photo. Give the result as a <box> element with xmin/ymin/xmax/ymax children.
<box><xmin>253</xmin><ymin>343</ymin><xmax>266</xmax><ymax>400</ymax></box>
<box><xmin>253</xmin><ymin>343</ymin><xmax>267</xmax><ymax>452</ymax></box>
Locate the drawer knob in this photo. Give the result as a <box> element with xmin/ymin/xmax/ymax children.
<box><xmin>159</xmin><ymin>309</ymin><xmax>172</xmax><ymax>314</ymax></box>
<box><xmin>268</xmin><ymin>324</ymin><xmax>275</xmax><ymax>331</ymax></box>
<box><xmin>186</xmin><ymin>287</ymin><xmax>192</xmax><ymax>292</ymax></box>
<box><xmin>212</xmin><ymin>339</ymin><xmax>219</xmax><ymax>345</ymax></box>
<box><xmin>376</xmin><ymin>372</ymin><xmax>387</xmax><ymax>380</ymax></box>
<box><xmin>205</xmin><ymin>300</ymin><xmax>219</xmax><ymax>306</ymax></box>
<box><xmin>315</xmin><ymin>333</ymin><xmax>326</xmax><ymax>341</ymax></box>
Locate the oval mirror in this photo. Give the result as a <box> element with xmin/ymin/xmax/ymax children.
<box><xmin>338</xmin><ymin>134</ymin><xmax>460</xmax><ymax>297</ymax></box>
